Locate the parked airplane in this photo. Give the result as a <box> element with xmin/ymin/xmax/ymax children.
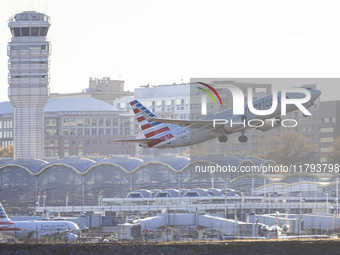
<box><xmin>116</xmin><ymin>86</ymin><xmax>321</xmax><ymax>148</ymax></box>
<box><xmin>260</xmin><ymin>212</ymin><xmax>327</xmax><ymax>239</ymax></box>
<box><xmin>260</xmin><ymin>221</ymin><xmax>290</xmax><ymax>239</ymax></box>
<box><xmin>0</xmin><ymin>203</ymin><xmax>80</xmax><ymax>243</ymax></box>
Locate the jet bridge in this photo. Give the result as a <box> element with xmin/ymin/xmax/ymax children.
<box><xmin>117</xmin><ymin>212</ymin><xmax>254</xmax><ymax>241</ymax></box>
<box><xmin>248</xmin><ymin>212</ymin><xmax>340</xmax><ymax>235</ymax></box>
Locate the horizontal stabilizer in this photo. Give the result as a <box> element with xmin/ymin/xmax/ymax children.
<box><xmin>114</xmin><ymin>138</ymin><xmax>157</xmax><ymax>143</ymax></box>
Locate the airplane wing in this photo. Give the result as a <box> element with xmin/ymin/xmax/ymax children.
<box><xmin>279</xmin><ymin>235</ymin><xmax>328</xmax><ymax>239</ymax></box>
<box><xmin>149</xmin><ymin>118</ymin><xmax>214</xmax><ymax>127</ymax></box>
<box><xmin>223</xmin><ymin>236</ymin><xmax>266</xmax><ymax>239</ymax></box>
<box><xmin>26</xmin><ymin>227</ymin><xmax>79</xmax><ymax>242</ymax></box>
<box><xmin>149</xmin><ymin>117</ymin><xmax>230</xmax><ymax>134</ymax></box>
<box><xmin>114</xmin><ymin>138</ymin><xmax>157</xmax><ymax>143</ymax></box>
<box><xmin>27</xmin><ymin>230</ymin><xmax>58</xmax><ymax>240</ymax></box>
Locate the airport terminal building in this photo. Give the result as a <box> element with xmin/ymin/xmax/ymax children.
<box><xmin>0</xmin><ymin>154</ymin><xmax>271</xmax><ymax>212</ymax></box>
<box><xmin>0</xmin><ymin>154</ymin><xmax>337</xmax><ymax>213</ymax></box>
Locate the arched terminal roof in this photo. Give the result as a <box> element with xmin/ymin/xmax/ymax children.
<box><xmin>142</xmin><ymin>156</ymin><xmax>190</xmax><ymax>171</ymax></box>
<box><xmin>45</xmin><ymin>97</ymin><xmax>118</xmax><ymax>112</ymax></box>
<box><xmin>0</xmin><ymin>97</ymin><xmax>118</xmax><ymax>115</ymax></box>
<box><xmin>42</xmin><ymin>158</ymin><xmax>96</xmax><ymax>173</ymax></box>
<box><xmin>0</xmin><ymin>155</ymin><xmax>285</xmax><ymax>176</ymax></box>
<box><xmin>1</xmin><ymin>159</ymin><xmax>48</xmax><ymax>174</ymax></box>
<box><xmin>93</xmin><ymin>157</ymin><xmax>144</xmax><ymax>172</ymax></box>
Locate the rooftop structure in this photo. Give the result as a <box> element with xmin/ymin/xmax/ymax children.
<box><xmin>50</xmin><ymin>77</ymin><xmax>133</xmax><ymax>105</ymax></box>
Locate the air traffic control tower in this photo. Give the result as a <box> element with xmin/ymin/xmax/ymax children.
<box><xmin>8</xmin><ymin>11</ymin><xmax>51</xmax><ymax>159</ymax></box>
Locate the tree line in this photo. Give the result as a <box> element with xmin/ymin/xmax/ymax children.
<box><xmin>264</xmin><ymin>131</ymin><xmax>340</xmax><ymax>166</ymax></box>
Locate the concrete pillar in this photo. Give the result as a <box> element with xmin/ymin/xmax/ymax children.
<box><xmin>161</xmin><ymin>227</ymin><xmax>166</xmax><ymax>241</ymax></box>
<box><xmin>170</xmin><ymin>227</ymin><xmax>174</xmax><ymax>240</ymax></box>
<box><xmin>252</xmin><ymin>223</ymin><xmax>256</xmax><ymax>237</ymax></box>
<box><xmin>197</xmin><ymin>229</ymin><xmax>204</xmax><ymax>240</ymax></box>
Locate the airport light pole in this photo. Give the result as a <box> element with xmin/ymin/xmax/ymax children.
<box><xmin>98</xmin><ymin>190</ymin><xmax>104</xmax><ymax>206</ymax></box>
<box><xmin>241</xmin><ymin>192</ymin><xmax>244</xmax><ymax>221</ymax></box>
<box><xmin>337</xmin><ymin>174</ymin><xmax>339</xmax><ymax>231</ymax></box>
<box><xmin>314</xmin><ymin>178</ymin><xmax>317</xmax><ymax>202</ymax></box>
<box><xmin>224</xmin><ymin>195</ymin><xmax>227</xmax><ymax>218</ymax></box>
<box><xmin>43</xmin><ymin>191</ymin><xmax>46</xmax><ymax>208</ymax></box>
<box><xmin>255</xmin><ymin>218</ymin><xmax>259</xmax><ymax>237</ymax></box>
<box><xmin>336</xmin><ymin>175</ymin><xmax>339</xmax><ymax>216</ymax></box>
<box><xmin>37</xmin><ymin>192</ymin><xmax>41</xmax><ymax>207</ymax></box>
<box><xmin>299</xmin><ymin>191</ymin><xmax>302</xmax><ymax>215</ymax></box>
<box><xmin>82</xmin><ymin>176</ymin><xmax>85</xmax><ymax>208</ymax></box>
<box><xmin>66</xmin><ymin>192</ymin><xmax>69</xmax><ymax>207</ymax></box>
<box><xmin>251</xmin><ymin>175</ymin><xmax>254</xmax><ymax>196</ymax></box>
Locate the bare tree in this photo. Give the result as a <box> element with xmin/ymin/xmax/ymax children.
<box><xmin>328</xmin><ymin>136</ymin><xmax>340</xmax><ymax>164</ymax></box>
<box><xmin>264</xmin><ymin>131</ymin><xmax>317</xmax><ymax>165</ymax></box>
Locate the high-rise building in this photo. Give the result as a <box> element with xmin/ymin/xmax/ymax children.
<box><xmin>7</xmin><ymin>11</ymin><xmax>51</xmax><ymax>159</ymax></box>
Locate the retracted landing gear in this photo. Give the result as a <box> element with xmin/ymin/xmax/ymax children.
<box><xmin>218</xmin><ymin>135</ymin><xmax>228</xmax><ymax>143</ymax></box>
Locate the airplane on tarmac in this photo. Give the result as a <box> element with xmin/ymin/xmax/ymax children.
<box><xmin>0</xmin><ymin>203</ymin><xmax>80</xmax><ymax>243</ymax></box>
<box><xmin>116</xmin><ymin>85</ymin><xmax>321</xmax><ymax>148</ymax></box>
<box><xmin>259</xmin><ymin>212</ymin><xmax>328</xmax><ymax>240</ymax></box>
<box><xmin>260</xmin><ymin>220</ymin><xmax>290</xmax><ymax>239</ymax></box>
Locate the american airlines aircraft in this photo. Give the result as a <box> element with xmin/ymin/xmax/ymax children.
<box><xmin>116</xmin><ymin>87</ymin><xmax>321</xmax><ymax>148</ymax></box>
<box><xmin>0</xmin><ymin>203</ymin><xmax>80</xmax><ymax>243</ymax></box>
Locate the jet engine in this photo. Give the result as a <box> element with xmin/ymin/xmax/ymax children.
<box><xmin>281</xmin><ymin>224</ymin><xmax>290</xmax><ymax>233</ymax></box>
<box><xmin>256</xmin><ymin>117</ymin><xmax>281</xmax><ymax>132</ymax></box>
<box><xmin>260</xmin><ymin>225</ymin><xmax>269</xmax><ymax>233</ymax></box>
<box><xmin>65</xmin><ymin>233</ymin><xmax>78</xmax><ymax>243</ymax></box>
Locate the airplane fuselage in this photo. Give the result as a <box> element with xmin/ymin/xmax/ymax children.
<box><xmin>0</xmin><ymin>220</ymin><xmax>79</xmax><ymax>241</ymax></box>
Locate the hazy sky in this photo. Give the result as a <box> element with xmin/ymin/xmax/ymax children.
<box><xmin>1</xmin><ymin>0</ymin><xmax>340</xmax><ymax>102</ymax></box>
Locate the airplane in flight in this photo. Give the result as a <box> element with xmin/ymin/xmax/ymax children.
<box><xmin>0</xmin><ymin>203</ymin><xmax>80</xmax><ymax>243</ymax></box>
<box><xmin>116</xmin><ymin>86</ymin><xmax>321</xmax><ymax>148</ymax></box>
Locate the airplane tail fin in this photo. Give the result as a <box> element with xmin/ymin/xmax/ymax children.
<box><xmin>130</xmin><ymin>100</ymin><xmax>174</xmax><ymax>139</ymax></box>
<box><xmin>0</xmin><ymin>203</ymin><xmax>11</xmax><ymax>222</ymax></box>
